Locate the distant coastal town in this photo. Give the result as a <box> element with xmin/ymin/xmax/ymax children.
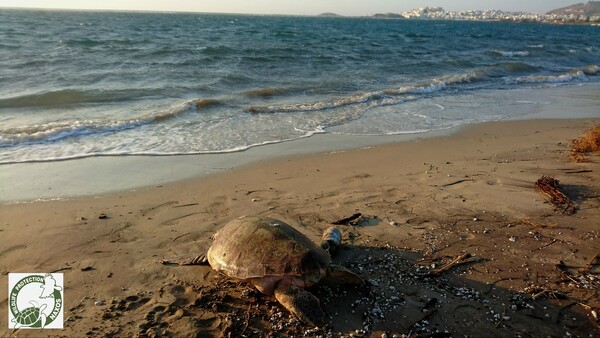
<box><xmin>319</xmin><ymin>1</ymin><xmax>600</xmax><ymax>25</ymax></box>
<box><xmin>382</xmin><ymin>6</ymin><xmax>600</xmax><ymax>25</ymax></box>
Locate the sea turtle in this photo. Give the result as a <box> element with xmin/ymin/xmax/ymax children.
<box><xmin>205</xmin><ymin>215</ymin><xmax>363</xmax><ymax>326</ymax></box>
<box><xmin>11</xmin><ymin>300</ymin><xmax>47</xmax><ymax>329</ymax></box>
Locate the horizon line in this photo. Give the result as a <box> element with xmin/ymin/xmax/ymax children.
<box><xmin>0</xmin><ymin>5</ymin><xmax>552</xmax><ymax>17</ymax></box>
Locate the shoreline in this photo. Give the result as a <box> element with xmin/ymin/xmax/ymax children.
<box><xmin>1</xmin><ymin>117</ymin><xmax>599</xmax><ymax>336</ymax></box>
<box><xmin>2</xmin><ymin>83</ymin><xmax>600</xmax><ymax>203</ymax></box>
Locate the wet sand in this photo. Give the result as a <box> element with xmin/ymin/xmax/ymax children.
<box><xmin>1</xmin><ymin>118</ymin><xmax>599</xmax><ymax>337</ymax></box>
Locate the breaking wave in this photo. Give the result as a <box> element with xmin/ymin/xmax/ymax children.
<box><xmin>0</xmin><ymin>99</ymin><xmax>220</xmax><ymax>147</ymax></box>
<box><xmin>247</xmin><ymin>63</ymin><xmax>598</xmax><ymax>116</ymax></box>
<box><xmin>0</xmin><ymin>88</ymin><xmax>173</xmax><ymax>109</ymax></box>
<box><xmin>492</xmin><ymin>50</ymin><xmax>530</xmax><ymax>57</ymax></box>
<box><xmin>244</xmin><ymin>87</ymin><xmax>289</xmax><ymax>98</ymax></box>
<box><xmin>248</xmin><ymin>71</ymin><xmax>481</xmax><ymax>114</ymax></box>
<box><xmin>513</xmin><ymin>67</ymin><xmax>597</xmax><ymax>84</ymax></box>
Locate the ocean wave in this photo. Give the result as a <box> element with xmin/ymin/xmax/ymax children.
<box><xmin>405</xmin><ymin>32</ymin><xmax>434</xmax><ymax>38</ymax></box>
<box><xmin>0</xmin><ymin>88</ymin><xmax>170</xmax><ymax>109</ymax></box>
<box><xmin>0</xmin><ymin>90</ymin><xmax>99</xmax><ymax>108</ymax></box>
<box><xmin>248</xmin><ymin>63</ymin><xmax>598</xmax><ymax>116</ymax></box>
<box><xmin>0</xmin><ymin>119</ymin><xmax>146</xmax><ymax>146</ymax></box>
<box><xmin>492</xmin><ymin>50</ymin><xmax>530</xmax><ymax>57</ymax></box>
<box><xmin>474</xmin><ymin>62</ymin><xmax>539</xmax><ymax>79</ymax></box>
<box><xmin>202</xmin><ymin>45</ymin><xmax>235</xmax><ymax>56</ymax></box>
<box><xmin>192</xmin><ymin>98</ymin><xmax>221</xmax><ymax>109</ymax></box>
<box><xmin>0</xmin><ymin>99</ymin><xmax>219</xmax><ymax>146</ymax></box>
<box><xmin>248</xmin><ymin>91</ymin><xmax>377</xmax><ymax>114</ymax></box>
<box><xmin>385</xmin><ymin>72</ymin><xmax>481</xmax><ymax>95</ymax></box>
<box><xmin>240</xmin><ymin>55</ymin><xmax>277</xmax><ymax>63</ymax></box>
<box><xmin>61</xmin><ymin>38</ymin><xmax>110</xmax><ymax>47</ymax></box>
<box><xmin>582</xmin><ymin>65</ymin><xmax>600</xmax><ymax>75</ymax></box>
<box><xmin>248</xmin><ymin>71</ymin><xmax>481</xmax><ymax>114</ymax></box>
<box><xmin>383</xmin><ymin>82</ymin><xmax>447</xmax><ymax>95</ymax></box>
<box><xmin>244</xmin><ymin>87</ymin><xmax>288</xmax><ymax>98</ymax></box>
<box><xmin>495</xmin><ymin>62</ymin><xmax>538</xmax><ymax>74</ymax></box>
<box><xmin>514</xmin><ymin>70</ymin><xmax>586</xmax><ymax>84</ymax></box>
<box><xmin>437</xmin><ymin>72</ymin><xmax>481</xmax><ymax>85</ymax></box>
<box><xmin>0</xmin><ymin>126</ymin><xmax>328</xmax><ymax>165</ymax></box>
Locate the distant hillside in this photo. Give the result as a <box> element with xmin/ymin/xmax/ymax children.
<box><xmin>547</xmin><ymin>1</ymin><xmax>600</xmax><ymax>16</ymax></box>
<box><xmin>372</xmin><ymin>13</ymin><xmax>404</xmax><ymax>19</ymax></box>
<box><xmin>318</xmin><ymin>12</ymin><xmax>343</xmax><ymax>17</ymax></box>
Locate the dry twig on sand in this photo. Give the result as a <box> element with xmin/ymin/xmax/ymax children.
<box><xmin>583</xmin><ymin>254</ymin><xmax>600</xmax><ymax>273</ymax></box>
<box><xmin>534</xmin><ymin>176</ymin><xmax>576</xmax><ymax>215</ymax></box>
<box><xmin>522</xmin><ymin>286</ymin><xmax>566</xmax><ymax>300</ymax></box>
<box><xmin>417</xmin><ymin>253</ymin><xmax>480</xmax><ymax>277</ymax></box>
<box><xmin>520</xmin><ymin>218</ymin><xmax>557</xmax><ymax>228</ymax></box>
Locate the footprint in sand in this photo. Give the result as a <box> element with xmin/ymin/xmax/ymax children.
<box><xmin>140</xmin><ymin>201</ymin><xmax>179</xmax><ymax>218</ymax></box>
<box><xmin>205</xmin><ymin>195</ymin><xmax>232</xmax><ymax>217</ymax></box>
<box><xmin>0</xmin><ymin>244</ymin><xmax>27</xmax><ymax>258</ymax></box>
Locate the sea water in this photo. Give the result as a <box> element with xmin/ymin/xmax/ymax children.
<box><xmin>1</xmin><ymin>9</ymin><xmax>599</xmax><ymax>165</ymax></box>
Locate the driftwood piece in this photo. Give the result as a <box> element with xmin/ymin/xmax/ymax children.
<box><xmin>440</xmin><ymin>178</ymin><xmax>474</xmax><ymax>188</ymax></box>
<box><xmin>583</xmin><ymin>254</ymin><xmax>600</xmax><ymax>273</ymax></box>
<box><xmin>418</xmin><ymin>253</ymin><xmax>480</xmax><ymax>277</ymax></box>
<box><xmin>522</xmin><ymin>285</ymin><xmax>566</xmax><ymax>300</ymax></box>
<box><xmin>534</xmin><ymin>176</ymin><xmax>576</xmax><ymax>215</ymax></box>
<box><xmin>332</xmin><ymin>213</ymin><xmax>362</xmax><ymax>225</ymax></box>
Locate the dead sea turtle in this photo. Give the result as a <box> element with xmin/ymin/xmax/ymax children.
<box><xmin>206</xmin><ymin>216</ymin><xmax>363</xmax><ymax>325</ymax></box>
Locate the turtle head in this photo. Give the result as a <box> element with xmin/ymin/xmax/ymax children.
<box><xmin>299</xmin><ymin>251</ymin><xmax>329</xmax><ymax>287</ymax></box>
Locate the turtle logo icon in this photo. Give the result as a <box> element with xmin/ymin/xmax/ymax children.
<box><xmin>8</xmin><ymin>273</ymin><xmax>64</xmax><ymax>329</ymax></box>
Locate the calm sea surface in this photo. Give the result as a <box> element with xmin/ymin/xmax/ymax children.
<box><xmin>1</xmin><ymin>9</ymin><xmax>599</xmax><ymax>164</ymax></box>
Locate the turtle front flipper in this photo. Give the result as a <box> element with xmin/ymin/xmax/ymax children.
<box><xmin>274</xmin><ymin>284</ymin><xmax>324</xmax><ymax>326</ymax></box>
<box><xmin>323</xmin><ymin>264</ymin><xmax>364</xmax><ymax>286</ymax></box>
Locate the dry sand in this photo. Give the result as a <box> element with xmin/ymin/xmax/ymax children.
<box><xmin>1</xmin><ymin>118</ymin><xmax>599</xmax><ymax>337</ymax></box>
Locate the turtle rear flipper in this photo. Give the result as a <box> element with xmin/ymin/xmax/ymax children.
<box><xmin>160</xmin><ymin>254</ymin><xmax>208</xmax><ymax>266</ymax></box>
<box><xmin>323</xmin><ymin>264</ymin><xmax>364</xmax><ymax>286</ymax></box>
<box><xmin>39</xmin><ymin>313</ymin><xmax>47</xmax><ymax>329</ymax></box>
<box><xmin>274</xmin><ymin>284</ymin><xmax>323</xmax><ymax>326</ymax></box>
<box><xmin>11</xmin><ymin>318</ymin><xmax>22</xmax><ymax>330</ymax></box>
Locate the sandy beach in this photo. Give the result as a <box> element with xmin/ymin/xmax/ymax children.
<box><xmin>1</xmin><ymin>118</ymin><xmax>599</xmax><ymax>337</ymax></box>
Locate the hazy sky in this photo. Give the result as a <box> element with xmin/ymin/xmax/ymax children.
<box><xmin>0</xmin><ymin>1</ymin><xmax>579</xmax><ymax>16</ymax></box>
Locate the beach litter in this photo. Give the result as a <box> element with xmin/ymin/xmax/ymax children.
<box><xmin>534</xmin><ymin>176</ymin><xmax>577</xmax><ymax>215</ymax></box>
<box><xmin>332</xmin><ymin>212</ymin><xmax>381</xmax><ymax>227</ymax></box>
<box><xmin>332</xmin><ymin>213</ymin><xmax>362</xmax><ymax>225</ymax></box>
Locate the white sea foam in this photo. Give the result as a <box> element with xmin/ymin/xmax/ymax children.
<box><xmin>438</xmin><ymin>72</ymin><xmax>481</xmax><ymax>84</ymax></box>
<box><xmin>493</xmin><ymin>50</ymin><xmax>530</xmax><ymax>57</ymax></box>
<box><xmin>0</xmin><ymin>101</ymin><xmax>203</xmax><ymax>147</ymax></box>
<box><xmin>515</xmin><ymin>70</ymin><xmax>586</xmax><ymax>84</ymax></box>
<box><xmin>582</xmin><ymin>65</ymin><xmax>600</xmax><ymax>75</ymax></box>
<box><xmin>250</xmin><ymin>79</ymin><xmax>453</xmax><ymax>115</ymax></box>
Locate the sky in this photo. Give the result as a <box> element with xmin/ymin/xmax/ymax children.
<box><xmin>0</xmin><ymin>1</ymin><xmax>580</xmax><ymax>16</ymax></box>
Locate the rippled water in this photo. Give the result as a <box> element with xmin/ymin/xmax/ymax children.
<box><xmin>1</xmin><ymin>9</ymin><xmax>599</xmax><ymax>163</ymax></box>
